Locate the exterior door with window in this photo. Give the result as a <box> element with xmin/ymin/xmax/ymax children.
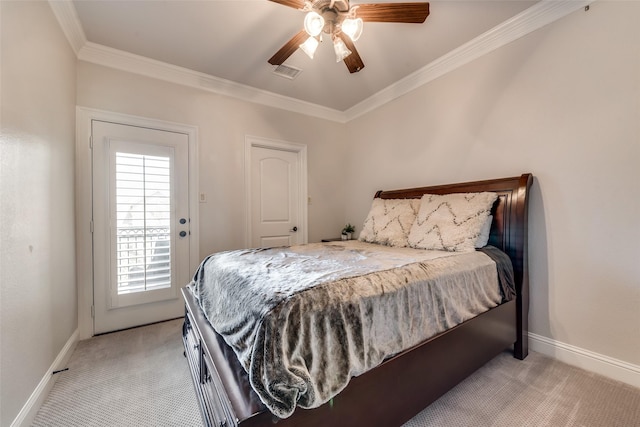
<box><xmin>92</xmin><ymin>121</ymin><xmax>190</xmax><ymax>334</ymax></box>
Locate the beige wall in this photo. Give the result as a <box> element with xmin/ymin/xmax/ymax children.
<box><xmin>76</xmin><ymin>62</ymin><xmax>349</xmax><ymax>256</ymax></box>
<box><xmin>345</xmin><ymin>2</ymin><xmax>640</xmax><ymax>365</ymax></box>
<box><xmin>0</xmin><ymin>1</ymin><xmax>78</xmax><ymax>425</ymax></box>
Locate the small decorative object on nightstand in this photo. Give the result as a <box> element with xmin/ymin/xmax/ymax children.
<box><xmin>341</xmin><ymin>223</ymin><xmax>356</xmax><ymax>240</ymax></box>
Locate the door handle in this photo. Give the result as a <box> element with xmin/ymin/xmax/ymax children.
<box><xmin>289</xmin><ymin>226</ymin><xmax>298</xmax><ymax>232</ymax></box>
<box><xmin>179</xmin><ymin>231</ymin><xmax>187</xmax><ymax>237</ymax></box>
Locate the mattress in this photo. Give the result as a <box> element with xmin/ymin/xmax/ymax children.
<box><xmin>189</xmin><ymin>241</ymin><xmax>514</xmax><ymax>418</ymax></box>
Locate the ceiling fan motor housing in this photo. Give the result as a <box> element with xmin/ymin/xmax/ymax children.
<box><xmin>310</xmin><ymin>0</ymin><xmax>350</xmax><ymax>13</ymax></box>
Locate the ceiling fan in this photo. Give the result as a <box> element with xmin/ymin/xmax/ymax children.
<box><xmin>268</xmin><ymin>0</ymin><xmax>430</xmax><ymax>73</ymax></box>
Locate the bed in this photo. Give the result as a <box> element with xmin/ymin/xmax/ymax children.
<box><xmin>182</xmin><ymin>173</ymin><xmax>533</xmax><ymax>427</ymax></box>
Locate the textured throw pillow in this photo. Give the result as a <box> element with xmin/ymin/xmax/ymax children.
<box><xmin>408</xmin><ymin>192</ymin><xmax>498</xmax><ymax>252</ymax></box>
<box><xmin>359</xmin><ymin>198</ymin><xmax>421</xmax><ymax>247</ymax></box>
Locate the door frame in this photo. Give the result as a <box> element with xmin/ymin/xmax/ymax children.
<box><xmin>244</xmin><ymin>135</ymin><xmax>308</xmax><ymax>248</ymax></box>
<box><xmin>76</xmin><ymin>107</ymin><xmax>199</xmax><ymax>339</ymax></box>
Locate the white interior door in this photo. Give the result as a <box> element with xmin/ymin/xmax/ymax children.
<box><xmin>248</xmin><ymin>139</ymin><xmax>307</xmax><ymax>248</ymax></box>
<box><xmin>92</xmin><ymin>120</ymin><xmax>190</xmax><ymax>334</ymax></box>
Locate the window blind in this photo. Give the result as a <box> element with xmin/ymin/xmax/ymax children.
<box><xmin>114</xmin><ymin>152</ymin><xmax>172</xmax><ymax>294</ymax></box>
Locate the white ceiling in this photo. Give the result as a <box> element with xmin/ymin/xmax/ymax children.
<box><xmin>70</xmin><ymin>0</ymin><xmax>540</xmax><ymax>113</ymax></box>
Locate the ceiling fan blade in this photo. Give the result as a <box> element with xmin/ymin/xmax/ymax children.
<box><xmin>268</xmin><ymin>30</ymin><xmax>309</xmax><ymax>66</ymax></box>
<box><xmin>268</xmin><ymin>0</ymin><xmax>307</xmax><ymax>10</ymax></box>
<box><xmin>338</xmin><ymin>33</ymin><xmax>365</xmax><ymax>73</ymax></box>
<box><xmin>356</xmin><ymin>3</ymin><xmax>430</xmax><ymax>23</ymax></box>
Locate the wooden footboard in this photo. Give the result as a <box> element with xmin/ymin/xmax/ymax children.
<box><xmin>182</xmin><ymin>173</ymin><xmax>533</xmax><ymax>427</ymax></box>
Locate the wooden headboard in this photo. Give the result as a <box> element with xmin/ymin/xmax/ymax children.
<box><xmin>375</xmin><ymin>173</ymin><xmax>533</xmax><ymax>358</ymax></box>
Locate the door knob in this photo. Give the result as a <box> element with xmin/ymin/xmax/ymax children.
<box><xmin>290</xmin><ymin>226</ymin><xmax>298</xmax><ymax>232</ymax></box>
<box><xmin>179</xmin><ymin>218</ymin><xmax>187</xmax><ymax>225</ymax></box>
<box><xmin>179</xmin><ymin>231</ymin><xmax>187</xmax><ymax>237</ymax></box>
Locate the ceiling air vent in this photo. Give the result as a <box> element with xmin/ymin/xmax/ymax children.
<box><xmin>272</xmin><ymin>64</ymin><xmax>302</xmax><ymax>80</ymax></box>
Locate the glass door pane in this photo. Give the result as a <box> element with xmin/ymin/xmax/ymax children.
<box><xmin>114</xmin><ymin>153</ymin><xmax>172</xmax><ymax>295</ymax></box>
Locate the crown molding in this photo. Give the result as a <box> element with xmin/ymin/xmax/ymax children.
<box><xmin>52</xmin><ymin>0</ymin><xmax>594</xmax><ymax>123</ymax></box>
<box><xmin>343</xmin><ymin>0</ymin><xmax>596</xmax><ymax>121</ymax></box>
<box><xmin>77</xmin><ymin>42</ymin><xmax>346</xmax><ymax>123</ymax></box>
<box><xmin>48</xmin><ymin>0</ymin><xmax>86</xmax><ymax>55</ymax></box>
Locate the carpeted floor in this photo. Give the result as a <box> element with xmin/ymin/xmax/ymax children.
<box><xmin>33</xmin><ymin>319</ymin><xmax>640</xmax><ymax>427</ymax></box>
<box><xmin>33</xmin><ymin>319</ymin><xmax>202</xmax><ymax>427</ymax></box>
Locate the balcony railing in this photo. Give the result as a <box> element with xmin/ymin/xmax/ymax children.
<box><xmin>116</xmin><ymin>226</ymin><xmax>171</xmax><ymax>294</ymax></box>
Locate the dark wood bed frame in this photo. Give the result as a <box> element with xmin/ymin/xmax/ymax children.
<box><xmin>182</xmin><ymin>173</ymin><xmax>533</xmax><ymax>427</ymax></box>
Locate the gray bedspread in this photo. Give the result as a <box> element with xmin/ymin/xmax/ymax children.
<box><xmin>189</xmin><ymin>241</ymin><xmax>514</xmax><ymax>418</ymax></box>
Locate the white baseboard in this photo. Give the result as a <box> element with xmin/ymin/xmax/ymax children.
<box><xmin>11</xmin><ymin>329</ymin><xmax>79</xmax><ymax>427</ymax></box>
<box><xmin>529</xmin><ymin>332</ymin><xmax>640</xmax><ymax>389</ymax></box>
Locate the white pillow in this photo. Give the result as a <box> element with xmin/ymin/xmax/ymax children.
<box><xmin>359</xmin><ymin>198</ymin><xmax>420</xmax><ymax>247</ymax></box>
<box><xmin>476</xmin><ymin>215</ymin><xmax>493</xmax><ymax>249</ymax></box>
<box><xmin>408</xmin><ymin>192</ymin><xmax>497</xmax><ymax>252</ymax></box>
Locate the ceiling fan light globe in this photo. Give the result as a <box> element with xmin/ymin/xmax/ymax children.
<box><xmin>304</xmin><ymin>11</ymin><xmax>324</xmax><ymax>37</ymax></box>
<box><xmin>333</xmin><ymin>37</ymin><xmax>352</xmax><ymax>62</ymax></box>
<box><xmin>342</xmin><ymin>18</ymin><xmax>363</xmax><ymax>41</ymax></box>
<box><xmin>299</xmin><ymin>36</ymin><xmax>319</xmax><ymax>59</ymax></box>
